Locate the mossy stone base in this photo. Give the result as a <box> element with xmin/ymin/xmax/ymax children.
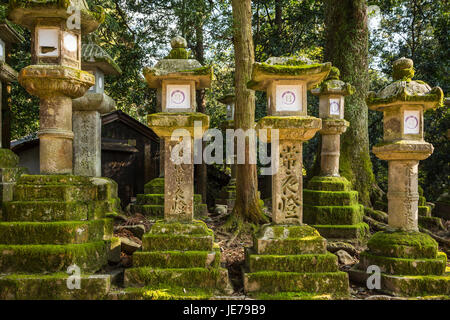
<box><xmin>348</xmin><ymin>267</ymin><xmax>450</xmax><ymax>297</ymax></box>
<box><xmin>303</xmin><ymin>190</ymin><xmax>359</xmax><ymax>206</ymax></box>
<box><xmin>109</xmin><ymin>286</ymin><xmax>217</xmax><ymax>300</ymax></box>
<box><xmin>244</xmin><ymin>271</ymin><xmax>349</xmax><ymax>296</ymax></box>
<box><xmin>304</xmin><ymin>204</ymin><xmax>364</xmax><ymax>225</ymax></box>
<box><xmin>133</xmin><ymin>178</ymin><xmax>207</xmax><ymax>219</ymax></box>
<box><xmin>307</xmin><ymin>176</ymin><xmax>352</xmax><ymax>191</ymax></box>
<box><xmin>312</xmin><ymin>223</ymin><xmax>369</xmax><ymax>241</ymax></box>
<box><xmin>0</xmin><ymin>273</ymin><xmax>111</xmax><ymax>300</ymax></box>
<box><xmin>367</xmin><ymin>231</ymin><xmax>439</xmax><ymax>259</ymax></box>
<box><xmin>419</xmin><ymin>216</ymin><xmax>446</xmax><ymax>231</ymax></box>
<box><xmin>254</xmin><ymin>224</ymin><xmax>327</xmax><ymax>255</ymax></box>
<box><xmin>418</xmin><ymin>206</ymin><xmax>431</xmax><ymax>217</ymax></box>
<box><xmin>124</xmin><ymin>220</ymin><xmax>232</xmax><ymax>296</ymax></box>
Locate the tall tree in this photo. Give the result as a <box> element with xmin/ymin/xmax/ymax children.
<box><xmin>323</xmin><ymin>0</ymin><xmax>377</xmax><ymax>206</ymax></box>
<box><xmin>230</xmin><ymin>0</ymin><xmax>265</xmax><ymax>224</ymax></box>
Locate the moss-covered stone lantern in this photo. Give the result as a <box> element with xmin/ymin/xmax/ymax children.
<box><xmin>349</xmin><ymin>58</ymin><xmax>449</xmax><ymax>297</ymax></box>
<box><xmin>123</xmin><ymin>37</ymin><xmax>231</xmax><ymax>298</ymax></box>
<box><xmin>215</xmin><ymin>94</ymin><xmax>236</xmax><ymax>212</ymax></box>
<box><xmin>242</xmin><ymin>56</ymin><xmax>350</xmax><ymax>300</ymax></box>
<box><xmin>72</xmin><ymin>40</ymin><xmax>121</xmax><ymax>177</ymax></box>
<box><xmin>8</xmin><ymin>0</ymin><xmax>104</xmax><ymax>174</ymax></box>
<box><xmin>302</xmin><ymin>68</ymin><xmax>368</xmax><ymax>243</ymax></box>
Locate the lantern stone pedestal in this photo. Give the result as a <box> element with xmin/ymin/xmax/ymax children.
<box><xmin>123</xmin><ymin>113</ymin><xmax>232</xmax><ymax>299</ymax></box>
<box><xmin>243</xmin><ymin>56</ymin><xmax>349</xmax><ymax>299</ymax></box>
<box><xmin>349</xmin><ymin>58</ymin><xmax>449</xmax><ymax>297</ymax></box>
<box><xmin>216</xmin><ymin>120</ymin><xmax>236</xmax><ymax>212</ymax></box>
<box><xmin>0</xmin><ymin>1</ymin><xmax>123</xmax><ymax>299</ymax></box>
<box><xmin>304</xmin><ymin>68</ymin><xmax>369</xmax><ymax>243</ymax></box>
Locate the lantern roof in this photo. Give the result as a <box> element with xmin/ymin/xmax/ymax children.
<box><xmin>367</xmin><ymin>57</ymin><xmax>443</xmax><ymax>111</ymax></box>
<box><xmin>0</xmin><ymin>18</ymin><xmax>23</xmax><ymax>44</ymax></box>
<box><xmin>247</xmin><ymin>56</ymin><xmax>331</xmax><ymax>91</ymax></box>
<box><xmin>143</xmin><ymin>36</ymin><xmax>213</xmax><ymax>89</ymax></box>
<box><xmin>311</xmin><ymin>67</ymin><xmax>355</xmax><ymax>97</ymax></box>
<box><xmin>7</xmin><ymin>0</ymin><xmax>104</xmax><ymax>34</ymax></box>
<box><xmin>218</xmin><ymin>93</ymin><xmax>235</xmax><ymax>105</ymax></box>
<box><xmin>81</xmin><ymin>40</ymin><xmax>121</xmax><ymax>76</ymax></box>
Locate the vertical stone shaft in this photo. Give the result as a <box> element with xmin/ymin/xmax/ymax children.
<box><xmin>387</xmin><ymin>160</ymin><xmax>419</xmax><ymax>231</ymax></box>
<box><xmin>164</xmin><ymin>138</ymin><xmax>194</xmax><ymax>222</ymax></box>
<box><xmin>321</xmin><ymin>133</ymin><xmax>340</xmax><ymax>176</ymax></box>
<box><xmin>73</xmin><ymin>110</ymin><xmax>101</xmax><ymax>176</ymax></box>
<box><xmin>38</xmin><ymin>95</ymin><xmax>74</xmax><ymax>174</ymax></box>
<box><xmin>272</xmin><ymin>140</ymin><xmax>303</xmax><ymax>225</ymax></box>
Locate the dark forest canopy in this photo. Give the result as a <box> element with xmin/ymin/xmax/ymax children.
<box><xmin>1</xmin><ymin>0</ymin><xmax>448</xmax><ymax>201</ymax></box>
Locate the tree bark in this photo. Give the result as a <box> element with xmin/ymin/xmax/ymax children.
<box><xmin>231</xmin><ymin>0</ymin><xmax>265</xmax><ymax>223</ymax></box>
<box><xmin>323</xmin><ymin>0</ymin><xmax>376</xmax><ymax>206</ymax></box>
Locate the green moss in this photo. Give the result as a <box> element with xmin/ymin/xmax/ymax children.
<box><xmin>111</xmin><ymin>285</ymin><xmax>215</xmax><ymax>300</ymax></box>
<box><xmin>0</xmin><ymin>149</ymin><xmax>19</xmax><ymax>167</ymax></box>
<box><xmin>124</xmin><ymin>267</ymin><xmax>230</xmax><ymax>292</ymax></box>
<box><xmin>132</xmin><ymin>204</ymin><xmax>164</xmax><ymax>217</ymax></box>
<box><xmin>133</xmin><ymin>250</ymin><xmax>218</xmax><ymax>269</ymax></box>
<box><xmin>254</xmin><ymin>61</ymin><xmax>327</xmax><ymax>76</ymax></box>
<box><xmin>306</xmin><ymin>176</ymin><xmax>352</xmax><ymax>191</ymax></box>
<box><xmin>0</xmin><ymin>241</ymin><xmax>108</xmax><ymax>273</ymax></box>
<box><xmin>419</xmin><ymin>216</ymin><xmax>445</xmax><ymax>231</ymax></box>
<box><xmin>244</xmin><ymin>271</ymin><xmax>349</xmax><ymax>295</ymax></box>
<box><xmin>367</xmin><ymin>231</ymin><xmax>438</xmax><ymax>259</ymax></box>
<box><xmin>13</xmin><ymin>184</ymin><xmax>97</xmax><ymax>202</ymax></box>
<box><xmin>249</xmin><ymin>291</ymin><xmax>343</xmax><ymax>300</ymax></box>
<box><xmin>364</xmin><ymin>207</ymin><xmax>388</xmax><ymax>223</ymax></box>
<box><xmin>360</xmin><ymin>251</ymin><xmax>447</xmax><ymax>276</ymax></box>
<box><xmin>303</xmin><ymin>204</ymin><xmax>363</xmax><ymax>225</ymax></box>
<box><xmin>149</xmin><ymin>220</ymin><xmax>213</xmax><ymax>236</ymax></box>
<box><xmin>18</xmin><ymin>174</ymin><xmax>92</xmax><ymax>186</ymax></box>
<box><xmin>0</xmin><ymin>219</ymin><xmax>108</xmax><ymax>245</ymax></box>
<box><xmin>257</xmin><ymin>116</ymin><xmax>321</xmax><ymax>129</ymax></box>
<box><xmin>393</xmin><ymin>67</ymin><xmax>415</xmax><ymax>81</ymax></box>
<box><xmin>142</xmin><ymin>234</ymin><xmax>213</xmax><ymax>252</ymax></box>
<box><xmin>418</xmin><ymin>206</ymin><xmax>431</xmax><ymax>217</ymax></box>
<box><xmin>166</xmin><ymin>48</ymin><xmax>190</xmax><ymax>59</ymax></box>
<box><xmin>303</xmin><ymin>190</ymin><xmax>359</xmax><ymax>206</ymax></box>
<box><xmin>313</xmin><ymin>223</ymin><xmax>369</xmax><ymax>240</ymax></box>
<box><xmin>248</xmin><ymin>252</ymin><xmax>338</xmax><ymax>273</ymax></box>
<box><xmin>381</xmin><ymin>273</ymin><xmax>450</xmax><ymax>297</ymax></box>
<box><xmin>3</xmin><ymin>201</ymin><xmax>90</xmax><ymax>222</ymax></box>
<box><xmin>367</xmin><ymin>86</ymin><xmax>444</xmax><ymax>108</ymax></box>
<box><xmin>0</xmin><ymin>272</ymin><xmax>111</xmax><ymax>300</ymax></box>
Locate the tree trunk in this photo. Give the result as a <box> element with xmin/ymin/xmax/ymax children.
<box><xmin>231</xmin><ymin>0</ymin><xmax>265</xmax><ymax>223</ymax></box>
<box><xmin>323</xmin><ymin>0</ymin><xmax>376</xmax><ymax>206</ymax></box>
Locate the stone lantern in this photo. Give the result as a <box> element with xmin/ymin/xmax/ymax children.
<box><xmin>349</xmin><ymin>58</ymin><xmax>449</xmax><ymax>297</ymax></box>
<box><xmin>302</xmin><ymin>68</ymin><xmax>368</xmax><ymax>242</ymax></box>
<box><xmin>216</xmin><ymin>94</ymin><xmax>236</xmax><ymax>212</ymax></box>
<box><xmin>72</xmin><ymin>41</ymin><xmax>122</xmax><ymax>176</ymax></box>
<box><xmin>8</xmin><ymin>0</ymin><xmax>104</xmax><ymax>174</ymax></box>
<box><xmin>0</xmin><ymin>19</ymin><xmax>27</xmax><ymax>209</ymax></box>
<box><xmin>124</xmin><ymin>37</ymin><xmax>231</xmax><ymax>297</ymax></box>
<box><xmin>243</xmin><ymin>56</ymin><xmax>350</xmax><ymax>299</ymax></box>
<box><xmin>0</xmin><ymin>1</ymin><xmax>122</xmax><ymax>300</ymax></box>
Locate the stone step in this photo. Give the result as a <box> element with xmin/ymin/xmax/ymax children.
<box><xmin>13</xmin><ymin>184</ymin><xmax>97</xmax><ymax>202</ymax></box>
<box><xmin>142</xmin><ymin>234</ymin><xmax>214</xmax><ymax>252</ymax></box>
<box><xmin>3</xmin><ymin>199</ymin><xmax>119</xmax><ymax>222</ymax></box>
<box><xmin>0</xmin><ymin>241</ymin><xmax>108</xmax><ymax>274</ymax></box>
<box><xmin>144</xmin><ymin>178</ymin><xmax>165</xmax><ymax>194</ymax></box>
<box><xmin>132</xmin><ymin>203</ymin><xmax>207</xmax><ymax>219</ymax></box>
<box><xmin>243</xmin><ymin>271</ymin><xmax>349</xmax><ymax>295</ymax></box>
<box><xmin>0</xmin><ymin>273</ymin><xmax>111</xmax><ymax>300</ymax></box>
<box><xmin>0</xmin><ymin>167</ymin><xmax>27</xmax><ymax>183</ymax></box>
<box><xmin>124</xmin><ymin>267</ymin><xmax>230</xmax><ymax>292</ymax></box>
<box><xmin>108</xmin><ymin>286</ymin><xmax>216</xmax><ymax>300</ymax></box>
<box><xmin>313</xmin><ymin>223</ymin><xmax>369</xmax><ymax>241</ymax></box>
<box><xmin>307</xmin><ymin>176</ymin><xmax>352</xmax><ymax>192</ymax></box>
<box><xmin>247</xmin><ymin>291</ymin><xmax>346</xmax><ymax>300</ymax></box>
<box><xmin>418</xmin><ymin>206</ymin><xmax>431</xmax><ymax>217</ymax></box>
<box><xmin>303</xmin><ymin>190</ymin><xmax>359</xmax><ymax>206</ymax></box>
<box><xmin>136</xmin><ymin>194</ymin><xmax>203</xmax><ymax>205</ymax></box>
<box><xmin>303</xmin><ymin>204</ymin><xmax>364</xmax><ymax>225</ymax></box>
<box><xmin>0</xmin><ymin>219</ymin><xmax>112</xmax><ymax>245</ymax></box>
<box><xmin>254</xmin><ymin>225</ymin><xmax>327</xmax><ymax>255</ymax></box>
<box><xmin>247</xmin><ymin>252</ymin><xmax>339</xmax><ymax>273</ymax></box>
<box><xmin>17</xmin><ymin>174</ymin><xmax>93</xmax><ymax>186</ymax></box>
<box><xmin>359</xmin><ymin>251</ymin><xmax>447</xmax><ymax>276</ymax></box>
<box><xmin>133</xmin><ymin>250</ymin><xmax>220</xmax><ymax>269</ymax></box>
<box><xmin>348</xmin><ymin>267</ymin><xmax>450</xmax><ymax>297</ymax></box>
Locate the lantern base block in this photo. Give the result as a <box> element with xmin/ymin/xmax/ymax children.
<box><xmin>131</xmin><ymin>178</ymin><xmax>208</xmax><ymax>219</ymax></box>
<box><xmin>243</xmin><ymin>224</ymin><xmax>349</xmax><ymax>299</ymax></box>
<box><xmin>303</xmin><ymin>176</ymin><xmax>369</xmax><ymax>243</ymax></box>
<box><xmin>123</xmin><ymin>220</ymin><xmax>232</xmax><ymax>297</ymax></box>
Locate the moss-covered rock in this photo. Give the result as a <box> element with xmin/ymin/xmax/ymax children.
<box><xmin>248</xmin><ymin>252</ymin><xmax>338</xmax><ymax>273</ymax></box>
<box><xmin>303</xmin><ymin>190</ymin><xmax>359</xmax><ymax>206</ymax></box>
<box><xmin>0</xmin><ymin>149</ymin><xmax>19</xmax><ymax>168</ymax></box>
<box><xmin>303</xmin><ymin>204</ymin><xmax>364</xmax><ymax>225</ymax></box>
<box><xmin>3</xmin><ymin>201</ymin><xmax>91</xmax><ymax>222</ymax></box>
<box><xmin>124</xmin><ymin>267</ymin><xmax>230</xmax><ymax>292</ymax></box>
<box><xmin>108</xmin><ymin>285</ymin><xmax>216</xmax><ymax>300</ymax></box>
<box><xmin>13</xmin><ymin>184</ymin><xmax>97</xmax><ymax>202</ymax></box>
<box><xmin>244</xmin><ymin>271</ymin><xmax>349</xmax><ymax>295</ymax></box>
<box><xmin>0</xmin><ymin>219</ymin><xmax>110</xmax><ymax>245</ymax></box>
<box><xmin>360</xmin><ymin>251</ymin><xmax>447</xmax><ymax>276</ymax></box>
<box><xmin>133</xmin><ymin>250</ymin><xmax>220</xmax><ymax>269</ymax></box>
<box><xmin>0</xmin><ymin>273</ymin><xmax>111</xmax><ymax>300</ymax></box>
<box><xmin>142</xmin><ymin>234</ymin><xmax>214</xmax><ymax>252</ymax></box>
<box><xmin>312</xmin><ymin>223</ymin><xmax>369</xmax><ymax>241</ymax></box>
<box><xmin>306</xmin><ymin>176</ymin><xmax>352</xmax><ymax>191</ymax></box>
<box><xmin>367</xmin><ymin>231</ymin><xmax>439</xmax><ymax>259</ymax></box>
<box><xmin>0</xmin><ymin>241</ymin><xmax>108</xmax><ymax>273</ymax></box>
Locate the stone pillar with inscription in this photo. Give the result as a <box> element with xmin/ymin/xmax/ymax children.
<box><xmin>0</xmin><ymin>1</ymin><xmax>122</xmax><ymax>300</ymax></box>
<box><xmin>72</xmin><ymin>40</ymin><xmax>121</xmax><ymax>176</ymax></box>
<box><xmin>349</xmin><ymin>58</ymin><xmax>449</xmax><ymax>297</ymax></box>
<box><xmin>124</xmin><ymin>37</ymin><xmax>231</xmax><ymax>298</ymax></box>
<box><xmin>216</xmin><ymin>94</ymin><xmax>236</xmax><ymax>212</ymax></box>
<box><xmin>131</xmin><ymin>37</ymin><xmax>208</xmax><ymax>220</ymax></box>
<box><xmin>303</xmin><ymin>67</ymin><xmax>369</xmax><ymax>243</ymax></box>
<box><xmin>243</xmin><ymin>57</ymin><xmax>350</xmax><ymax>299</ymax></box>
